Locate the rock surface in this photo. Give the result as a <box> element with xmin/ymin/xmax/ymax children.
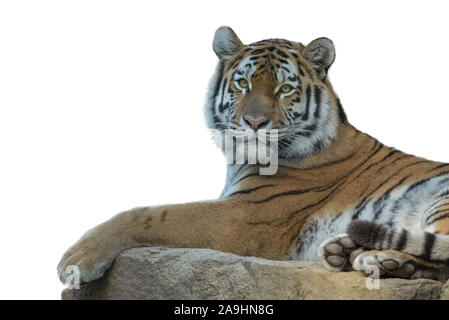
<box><xmin>61</xmin><ymin>247</ymin><xmax>447</xmax><ymax>300</ymax></box>
<box><xmin>441</xmin><ymin>280</ymin><xmax>449</xmax><ymax>300</ymax></box>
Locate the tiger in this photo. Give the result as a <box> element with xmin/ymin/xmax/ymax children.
<box><xmin>58</xmin><ymin>26</ymin><xmax>449</xmax><ymax>286</ymax></box>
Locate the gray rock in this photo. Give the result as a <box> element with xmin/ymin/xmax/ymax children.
<box><xmin>61</xmin><ymin>247</ymin><xmax>444</xmax><ymax>300</ymax></box>
<box><xmin>441</xmin><ymin>279</ymin><xmax>449</xmax><ymax>300</ymax></box>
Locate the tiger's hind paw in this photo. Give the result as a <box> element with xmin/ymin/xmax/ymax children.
<box><xmin>352</xmin><ymin>250</ymin><xmax>416</xmax><ymax>278</ymax></box>
<box><xmin>319</xmin><ymin>233</ymin><xmax>365</xmax><ymax>272</ymax></box>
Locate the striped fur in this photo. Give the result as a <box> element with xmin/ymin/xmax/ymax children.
<box><xmin>206</xmin><ymin>27</ymin><xmax>449</xmax><ymax>279</ymax></box>
<box><xmin>57</xmin><ymin>27</ymin><xmax>449</xmax><ymax>284</ymax></box>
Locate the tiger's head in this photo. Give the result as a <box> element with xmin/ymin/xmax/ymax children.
<box><xmin>205</xmin><ymin>26</ymin><xmax>347</xmax><ymax>161</ymax></box>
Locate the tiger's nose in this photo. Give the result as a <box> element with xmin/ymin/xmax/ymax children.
<box><xmin>243</xmin><ymin>116</ymin><xmax>270</xmax><ymax>130</ymax></box>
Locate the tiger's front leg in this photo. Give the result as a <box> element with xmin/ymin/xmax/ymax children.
<box><xmin>57</xmin><ymin>199</ymin><xmax>246</xmax><ymax>284</ymax></box>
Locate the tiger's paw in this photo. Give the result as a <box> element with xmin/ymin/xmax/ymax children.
<box><xmin>319</xmin><ymin>233</ymin><xmax>365</xmax><ymax>272</ymax></box>
<box><xmin>352</xmin><ymin>250</ymin><xmax>416</xmax><ymax>278</ymax></box>
<box><xmin>57</xmin><ymin>229</ymin><xmax>123</xmax><ymax>285</ymax></box>
<box><xmin>57</xmin><ymin>244</ymin><xmax>118</xmax><ymax>285</ymax></box>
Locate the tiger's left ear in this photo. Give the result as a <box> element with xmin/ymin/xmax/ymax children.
<box><xmin>213</xmin><ymin>26</ymin><xmax>244</xmax><ymax>60</ymax></box>
<box><xmin>301</xmin><ymin>37</ymin><xmax>335</xmax><ymax>79</ymax></box>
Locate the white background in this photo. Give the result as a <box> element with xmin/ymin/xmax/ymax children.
<box><xmin>1</xmin><ymin>0</ymin><xmax>449</xmax><ymax>299</ymax></box>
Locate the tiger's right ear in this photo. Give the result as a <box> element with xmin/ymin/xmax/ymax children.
<box><xmin>301</xmin><ymin>37</ymin><xmax>335</xmax><ymax>79</ymax></box>
<box><xmin>213</xmin><ymin>26</ymin><xmax>244</xmax><ymax>60</ymax></box>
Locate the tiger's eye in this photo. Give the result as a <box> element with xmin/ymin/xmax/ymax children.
<box><xmin>239</xmin><ymin>79</ymin><xmax>249</xmax><ymax>88</ymax></box>
<box><xmin>280</xmin><ymin>84</ymin><xmax>293</xmax><ymax>93</ymax></box>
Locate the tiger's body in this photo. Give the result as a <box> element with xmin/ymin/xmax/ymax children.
<box><xmin>58</xmin><ymin>27</ymin><xmax>449</xmax><ymax>285</ymax></box>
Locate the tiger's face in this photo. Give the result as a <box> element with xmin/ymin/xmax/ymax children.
<box><xmin>205</xmin><ymin>26</ymin><xmax>345</xmax><ymax>160</ymax></box>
